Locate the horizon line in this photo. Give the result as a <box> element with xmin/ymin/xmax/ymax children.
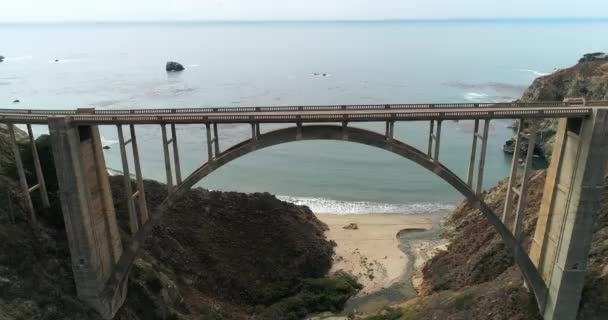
<box><xmin>2</xmin><ymin>17</ymin><xmax>608</xmax><ymax>24</ymax></box>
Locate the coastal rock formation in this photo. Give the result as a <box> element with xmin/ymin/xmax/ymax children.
<box><xmin>521</xmin><ymin>53</ymin><xmax>608</xmax><ymax>102</ymax></box>
<box><xmin>370</xmin><ymin>54</ymin><xmax>608</xmax><ymax>320</ymax></box>
<box><xmin>380</xmin><ymin>54</ymin><xmax>608</xmax><ymax>318</ymax></box>
<box><xmin>418</xmin><ymin>172</ymin><xmax>546</xmax><ymax>296</ymax></box>
<box><xmin>0</xmin><ymin>130</ymin><xmax>360</xmax><ymax>319</ymax></box>
<box><xmin>379</xmin><ymin>171</ymin><xmax>607</xmax><ymax>319</ymax></box>
<box><xmin>166</xmin><ymin>61</ymin><xmax>185</xmax><ymax>72</ymax></box>
<box><xmin>519</xmin><ymin>52</ymin><xmax>608</xmax><ymax>159</ymax></box>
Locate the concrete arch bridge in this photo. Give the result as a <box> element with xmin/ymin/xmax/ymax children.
<box><xmin>1</xmin><ymin>101</ymin><xmax>607</xmax><ymax>320</ymax></box>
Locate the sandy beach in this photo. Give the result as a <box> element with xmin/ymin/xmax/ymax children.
<box><xmin>316</xmin><ymin>214</ymin><xmax>435</xmax><ymax>295</ymax></box>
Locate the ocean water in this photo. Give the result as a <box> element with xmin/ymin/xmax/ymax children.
<box><xmin>1</xmin><ymin>20</ymin><xmax>607</xmax><ymax>214</ymax></box>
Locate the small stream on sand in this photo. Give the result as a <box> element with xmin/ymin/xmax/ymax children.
<box><xmin>317</xmin><ymin>212</ymin><xmax>449</xmax><ymax>318</ymax></box>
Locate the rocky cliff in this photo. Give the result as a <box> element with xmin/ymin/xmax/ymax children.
<box><xmin>520</xmin><ymin>53</ymin><xmax>608</xmax><ymax>158</ymax></box>
<box><xmin>367</xmin><ymin>170</ymin><xmax>607</xmax><ymax>320</ymax></box>
<box><xmin>366</xmin><ymin>53</ymin><xmax>608</xmax><ymax>320</ymax></box>
<box><xmin>0</xmin><ymin>128</ymin><xmax>361</xmax><ymax>320</ymax></box>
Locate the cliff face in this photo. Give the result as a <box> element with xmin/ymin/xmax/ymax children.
<box><xmin>395</xmin><ymin>172</ymin><xmax>546</xmax><ymax>320</ymax></box>
<box><xmin>520</xmin><ymin>57</ymin><xmax>608</xmax><ymax>102</ymax></box>
<box><xmin>382</xmin><ymin>170</ymin><xmax>607</xmax><ymax>320</ymax></box>
<box><xmin>379</xmin><ymin>54</ymin><xmax>608</xmax><ymax>320</ymax></box>
<box><xmin>519</xmin><ymin>53</ymin><xmax>608</xmax><ymax>159</ymax></box>
<box><xmin>1</xmin><ymin>175</ymin><xmax>357</xmax><ymax>320</ymax></box>
<box><xmin>0</xmin><ymin>131</ymin><xmax>360</xmax><ymax>320</ymax></box>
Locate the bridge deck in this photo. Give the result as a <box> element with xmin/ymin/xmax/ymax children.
<box><xmin>0</xmin><ymin>104</ymin><xmax>598</xmax><ymax>125</ymax></box>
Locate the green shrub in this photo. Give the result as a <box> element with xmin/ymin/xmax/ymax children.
<box><xmin>257</xmin><ymin>273</ymin><xmax>362</xmax><ymax>320</ymax></box>
<box><xmin>453</xmin><ymin>293</ymin><xmax>474</xmax><ymax>311</ymax></box>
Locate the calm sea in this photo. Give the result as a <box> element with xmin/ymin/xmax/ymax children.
<box><xmin>1</xmin><ymin>20</ymin><xmax>606</xmax><ymax>214</ymax></box>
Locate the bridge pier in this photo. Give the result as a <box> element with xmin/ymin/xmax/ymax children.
<box><xmin>48</xmin><ymin>118</ymin><xmax>126</xmax><ymax>319</ymax></box>
<box><xmin>530</xmin><ymin>109</ymin><xmax>608</xmax><ymax>320</ymax></box>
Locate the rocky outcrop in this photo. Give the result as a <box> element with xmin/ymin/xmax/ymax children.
<box><xmin>519</xmin><ymin>53</ymin><xmax>608</xmax><ymax>159</ymax></box>
<box><xmin>0</xmin><ymin>130</ymin><xmax>359</xmax><ymax>319</ymax></box>
<box><xmin>166</xmin><ymin>61</ymin><xmax>185</xmax><ymax>72</ymax></box>
<box><xmin>521</xmin><ymin>53</ymin><xmax>608</xmax><ymax>102</ymax></box>
<box><xmin>382</xmin><ymin>170</ymin><xmax>608</xmax><ymax>320</ymax></box>
<box><xmin>419</xmin><ymin>171</ymin><xmax>546</xmax><ymax>296</ymax></box>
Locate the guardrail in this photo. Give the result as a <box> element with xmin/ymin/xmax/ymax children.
<box><xmin>1</xmin><ymin>100</ymin><xmax>601</xmax><ymax>116</ymax></box>
<box><xmin>0</xmin><ymin>101</ymin><xmax>601</xmax><ymax>125</ymax></box>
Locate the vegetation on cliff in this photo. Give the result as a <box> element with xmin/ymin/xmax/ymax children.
<box><xmin>0</xmin><ymin>127</ymin><xmax>361</xmax><ymax>320</ymax></box>
<box><xmin>372</xmin><ymin>53</ymin><xmax>608</xmax><ymax>320</ymax></box>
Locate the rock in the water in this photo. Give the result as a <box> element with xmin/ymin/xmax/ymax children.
<box><xmin>165</xmin><ymin>61</ymin><xmax>185</xmax><ymax>72</ymax></box>
<box><xmin>102</xmin><ymin>145</ymin><xmax>110</xmax><ymax>150</ymax></box>
<box><xmin>0</xmin><ymin>55</ymin><xmax>4</xmax><ymax>62</ymax></box>
<box><xmin>12</xmin><ymin>99</ymin><xmax>20</xmax><ymax>103</ymax></box>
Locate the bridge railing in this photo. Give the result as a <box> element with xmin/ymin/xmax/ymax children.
<box><xmin>1</xmin><ymin>100</ymin><xmax>595</xmax><ymax>116</ymax></box>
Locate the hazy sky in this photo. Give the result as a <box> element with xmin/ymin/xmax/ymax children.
<box><xmin>2</xmin><ymin>0</ymin><xmax>607</xmax><ymax>22</ymax></box>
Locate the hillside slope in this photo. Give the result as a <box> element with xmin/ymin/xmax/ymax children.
<box><xmin>370</xmin><ymin>53</ymin><xmax>608</xmax><ymax>320</ymax></box>
<box><xmin>0</xmin><ymin>127</ymin><xmax>361</xmax><ymax>320</ymax></box>
<box><xmin>520</xmin><ymin>53</ymin><xmax>608</xmax><ymax>158</ymax></box>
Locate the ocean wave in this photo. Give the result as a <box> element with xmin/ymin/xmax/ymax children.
<box><xmin>106</xmin><ymin>167</ymin><xmax>136</xmax><ymax>179</ymax></box>
<box><xmin>463</xmin><ymin>92</ymin><xmax>514</xmax><ymax>103</ymax></box>
<box><xmin>516</xmin><ymin>69</ymin><xmax>550</xmax><ymax>76</ymax></box>
<box><xmin>443</xmin><ymin>81</ymin><xmax>527</xmax><ymax>93</ymax></box>
<box><xmin>4</xmin><ymin>55</ymin><xmax>33</xmax><ymax>61</ymax></box>
<box><xmin>277</xmin><ymin>195</ymin><xmax>454</xmax><ymax>214</ymax></box>
<box><xmin>101</xmin><ymin>136</ymin><xmax>119</xmax><ymax>146</ymax></box>
<box><xmin>464</xmin><ymin>92</ymin><xmax>489</xmax><ymax>102</ymax></box>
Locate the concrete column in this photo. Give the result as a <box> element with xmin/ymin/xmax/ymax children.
<box><xmin>466</xmin><ymin>119</ymin><xmax>480</xmax><ymax>187</ymax></box>
<box><xmin>48</xmin><ymin>118</ymin><xmax>126</xmax><ymax>319</ymax></box>
<box><xmin>530</xmin><ymin>109</ymin><xmax>608</xmax><ymax>320</ymax></box>
<box><xmin>476</xmin><ymin>119</ymin><xmax>490</xmax><ymax>195</ymax></box>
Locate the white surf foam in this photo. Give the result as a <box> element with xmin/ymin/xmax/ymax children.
<box><xmin>277</xmin><ymin>195</ymin><xmax>454</xmax><ymax>215</ymax></box>
<box><xmin>100</xmin><ymin>136</ymin><xmax>119</xmax><ymax>146</ymax></box>
<box><xmin>516</xmin><ymin>69</ymin><xmax>550</xmax><ymax>76</ymax></box>
<box><xmin>4</xmin><ymin>55</ymin><xmax>33</xmax><ymax>61</ymax></box>
<box><xmin>464</xmin><ymin>92</ymin><xmax>489</xmax><ymax>102</ymax></box>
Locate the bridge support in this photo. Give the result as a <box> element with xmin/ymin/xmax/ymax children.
<box><xmin>530</xmin><ymin>109</ymin><xmax>608</xmax><ymax>320</ymax></box>
<box><xmin>48</xmin><ymin>118</ymin><xmax>126</xmax><ymax>319</ymax></box>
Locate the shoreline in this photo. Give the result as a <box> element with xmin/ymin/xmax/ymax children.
<box><xmin>316</xmin><ymin>212</ymin><xmax>449</xmax><ymax>315</ymax></box>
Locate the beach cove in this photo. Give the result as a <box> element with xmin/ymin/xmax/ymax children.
<box><xmin>316</xmin><ymin>212</ymin><xmax>449</xmax><ymax>315</ymax></box>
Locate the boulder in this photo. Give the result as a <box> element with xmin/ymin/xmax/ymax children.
<box><xmin>343</xmin><ymin>223</ymin><xmax>359</xmax><ymax>230</ymax></box>
<box><xmin>0</xmin><ymin>55</ymin><xmax>4</xmax><ymax>62</ymax></box>
<box><xmin>165</xmin><ymin>61</ymin><xmax>185</xmax><ymax>72</ymax></box>
<box><xmin>13</xmin><ymin>99</ymin><xmax>20</xmax><ymax>103</ymax></box>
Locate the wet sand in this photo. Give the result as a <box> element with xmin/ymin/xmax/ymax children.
<box><xmin>316</xmin><ymin>214</ymin><xmax>434</xmax><ymax>295</ymax></box>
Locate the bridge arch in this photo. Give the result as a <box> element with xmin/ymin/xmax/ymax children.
<box><xmin>104</xmin><ymin>124</ymin><xmax>548</xmax><ymax>312</ymax></box>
